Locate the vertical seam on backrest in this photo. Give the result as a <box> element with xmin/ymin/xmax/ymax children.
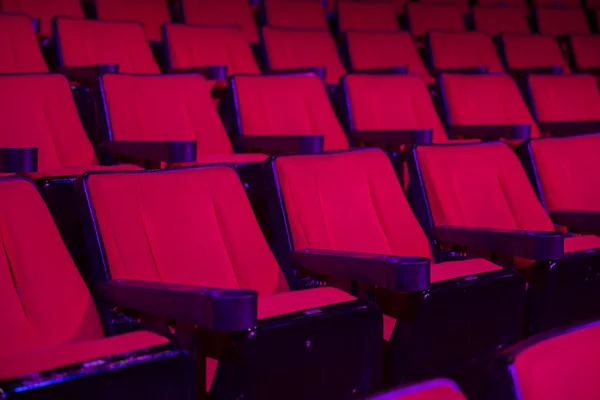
<box><xmin>365</xmin><ymin>168</ymin><xmax>393</xmax><ymax>254</ymax></box>
<box><xmin>40</xmin><ymin>99</ymin><xmax>64</xmax><ymax>167</ymax></box>
<box><xmin>135</xmin><ymin>179</ymin><xmax>163</xmax><ymax>280</ymax></box>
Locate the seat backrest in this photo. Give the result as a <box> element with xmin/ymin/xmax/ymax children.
<box><xmin>0</xmin><ymin>74</ymin><xmax>98</xmax><ymax>171</ymax></box>
<box><xmin>262</xmin><ymin>26</ymin><xmax>347</xmax><ymax>85</ymax></box>
<box><xmin>415</xmin><ymin>143</ymin><xmax>554</xmax><ymax>231</ymax></box>
<box><xmin>536</xmin><ymin>8</ymin><xmax>590</xmax><ymax>35</ymax></box>
<box><xmin>532</xmin><ymin>0</ymin><xmax>580</xmax><ymax>7</ymax></box>
<box><xmin>94</xmin><ymin>0</ymin><xmax>171</xmax><ymax>42</ymax></box>
<box><xmin>570</xmin><ymin>34</ymin><xmax>600</xmax><ymax>70</ymax></box>
<box><xmin>54</xmin><ymin>18</ymin><xmax>161</xmax><ymax>74</ymax></box>
<box><xmin>85</xmin><ymin>166</ymin><xmax>289</xmax><ymax>296</ymax></box>
<box><xmin>530</xmin><ymin>134</ymin><xmax>600</xmax><ymax>212</ymax></box>
<box><xmin>429</xmin><ymin>31</ymin><xmax>504</xmax><ymax>73</ymax></box>
<box><xmin>0</xmin><ymin>13</ymin><xmax>48</xmax><ymax>73</ymax></box>
<box><xmin>368</xmin><ymin>379</ymin><xmax>466</xmax><ymax>400</ymax></box>
<box><xmin>407</xmin><ymin>3</ymin><xmax>466</xmax><ymax>38</ymax></box>
<box><xmin>477</xmin><ymin>0</ymin><xmax>527</xmax><ymax>9</ymax></box>
<box><xmin>528</xmin><ymin>74</ymin><xmax>600</xmax><ymax>122</ymax></box>
<box><xmin>164</xmin><ymin>23</ymin><xmax>260</xmax><ymax>75</ymax></box>
<box><xmin>337</xmin><ymin>1</ymin><xmax>398</xmax><ymax>32</ymax></box>
<box><xmin>0</xmin><ymin>0</ymin><xmax>84</xmax><ymax>38</ymax></box>
<box><xmin>231</xmin><ymin>74</ymin><xmax>349</xmax><ymax>151</ymax></box>
<box><xmin>343</xmin><ymin>74</ymin><xmax>449</xmax><ymax>142</ymax></box>
<box><xmin>440</xmin><ymin>73</ymin><xmax>541</xmax><ymax>138</ymax></box>
<box><xmin>501</xmin><ymin>34</ymin><xmax>568</xmax><ymax>71</ymax></box>
<box><xmin>264</xmin><ymin>0</ymin><xmax>327</xmax><ymax>29</ymax></box>
<box><xmin>273</xmin><ymin>149</ymin><xmax>433</xmax><ymax>258</ymax></box>
<box><xmin>100</xmin><ymin>74</ymin><xmax>235</xmax><ymax>156</ymax></box>
<box><xmin>181</xmin><ymin>0</ymin><xmax>258</xmax><ymax>44</ymax></box>
<box><xmin>346</xmin><ymin>30</ymin><xmax>433</xmax><ymax>84</ymax></box>
<box><xmin>0</xmin><ymin>178</ymin><xmax>104</xmax><ymax>358</ymax></box>
<box><xmin>472</xmin><ymin>6</ymin><xmax>530</xmax><ymax>35</ymax></box>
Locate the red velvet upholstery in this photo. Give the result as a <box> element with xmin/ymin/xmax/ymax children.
<box><xmin>54</xmin><ymin>18</ymin><xmax>160</xmax><ymax>74</ymax></box>
<box><xmin>532</xmin><ymin>0</ymin><xmax>580</xmax><ymax>7</ymax></box>
<box><xmin>473</xmin><ymin>6</ymin><xmax>530</xmax><ymax>35</ymax></box>
<box><xmin>346</xmin><ymin>31</ymin><xmax>434</xmax><ymax>84</ymax></box>
<box><xmin>94</xmin><ymin>0</ymin><xmax>171</xmax><ymax>42</ymax></box>
<box><xmin>0</xmin><ymin>178</ymin><xmax>167</xmax><ymax>379</ymax></box>
<box><xmin>337</xmin><ymin>1</ymin><xmax>399</xmax><ymax>32</ymax></box>
<box><xmin>502</xmin><ymin>34</ymin><xmax>569</xmax><ymax>72</ymax></box>
<box><xmin>407</xmin><ymin>3</ymin><xmax>466</xmax><ymax>38</ymax></box>
<box><xmin>528</xmin><ymin>74</ymin><xmax>600</xmax><ymax>123</ymax></box>
<box><xmin>570</xmin><ymin>34</ymin><xmax>600</xmax><ymax>71</ymax></box>
<box><xmin>264</xmin><ymin>0</ymin><xmax>327</xmax><ymax>29</ymax></box>
<box><xmin>0</xmin><ymin>0</ymin><xmax>84</xmax><ymax>38</ymax></box>
<box><xmin>232</xmin><ymin>74</ymin><xmax>349</xmax><ymax>151</ymax></box>
<box><xmin>477</xmin><ymin>0</ymin><xmax>527</xmax><ymax>11</ymax></box>
<box><xmin>262</xmin><ymin>26</ymin><xmax>346</xmax><ymax>85</ymax></box>
<box><xmin>0</xmin><ymin>13</ymin><xmax>48</xmax><ymax>73</ymax></box>
<box><xmin>101</xmin><ymin>74</ymin><xmax>266</xmax><ymax>164</ymax></box>
<box><xmin>511</xmin><ymin>322</ymin><xmax>600</xmax><ymax>400</ymax></box>
<box><xmin>429</xmin><ymin>31</ymin><xmax>504</xmax><ymax>73</ymax></box>
<box><xmin>164</xmin><ymin>24</ymin><xmax>260</xmax><ymax>75</ymax></box>
<box><xmin>419</xmin><ymin>0</ymin><xmax>470</xmax><ymax>14</ymax></box>
<box><xmin>536</xmin><ymin>8</ymin><xmax>590</xmax><ymax>35</ymax></box>
<box><xmin>344</xmin><ymin>74</ymin><xmax>449</xmax><ymax>142</ymax></box>
<box><xmin>369</xmin><ymin>379</ymin><xmax>466</xmax><ymax>400</ymax></box>
<box><xmin>181</xmin><ymin>0</ymin><xmax>258</xmax><ymax>44</ymax></box>
<box><xmin>440</xmin><ymin>73</ymin><xmax>541</xmax><ymax>138</ymax></box>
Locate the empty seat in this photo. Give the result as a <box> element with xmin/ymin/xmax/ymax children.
<box><xmin>570</xmin><ymin>34</ymin><xmax>600</xmax><ymax>74</ymax></box>
<box><xmin>0</xmin><ymin>13</ymin><xmax>48</xmax><ymax>73</ymax></box>
<box><xmin>536</xmin><ymin>8</ymin><xmax>590</xmax><ymax>35</ymax></box>
<box><xmin>473</xmin><ymin>6</ymin><xmax>530</xmax><ymax>35</ymax></box>
<box><xmin>264</xmin><ymin>0</ymin><xmax>327</xmax><ymax>29</ymax></box>
<box><xmin>419</xmin><ymin>0</ymin><xmax>470</xmax><ymax>14</ymax></box>
<box><xmin>477</xmin><ymin>0</ymin><xmax>528</xmax><ymax>11</ymax></box>
<box><xmin>500</xmin><ymin>33</ymin><xmax>569</xmax><ymax>75</ymax></box>
<box><xmin>532</xmin><ymin>0</ymin><xmax>581</xmax><ymax>7</ymax></box>
<box><xmin>262</xmin><ymin>26</ymin><xmax>346</xmax><ymax>85</ymax></box>
<box><xmin>54</xmin><ymin>18</ymin><xmax>160</xmax><ymax>74</ymax></box>
<box><xmin>368</xmin><ymin>379</ymin><xmax>466</xmax><ymax>400</ymax></box>
<box><xmin>164</xmin><ymin>23</ymin><xmax>260</xmax><ymax>76</ymax></box>
<box><xmin>0</xmin><ymin>177</ymin><xmax>191</xmax><ymax>398</ymax></box>
<box><xmin>407</xmin><ymin>3</ymin><xmax>466</xmax><ymax>39</ymax></box>
<box><xmin>429</xmin><ymin>31</ymin><xmax>504</xmax><ymax>74</ymax></box>
<box><xmin>94</xmin><ymin>0</ymin><xmax>171</xmax><ymax>42</ymax></box>
<box><xmin>345</xmin><ymin>30</ymin><xmax>434</xmax><ymax>84</ymax></box>
<box><xmin>337</xmin><ymin>1</ymin><xmax>399</xmax><ymax>32</ymax></box>
<box><xmin>181</xmin><ymin>0</ymin><xmax>258</xmax><ymax>44</ymax></box>
<box><xmin>0</xmin><ymin>0</ymin><xmax>84</xmax><ymax>38</ymax></box>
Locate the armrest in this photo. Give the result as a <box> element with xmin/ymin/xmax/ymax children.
<box><xmin>237</xmin><ymin>135</ymin><xmax>324</xmax><ymax>154</ymax></box>
<box><xmin>577</xmin><ymin>67</ymin><xmax>600</xmax><ymax>76</ymax></box>
<box><xmin>510</xmin><ymin>65</ymin><xmax>563</xmax><ymax>78</ymax></box>
<box><xmin>0</xmin><ymin>148</ymin><xmax>38</xmax><ymax>173</ymax></box>
<box><xmin>451</xmin><ymin>124</ymin><xmax>531</xmax><ymax>140</ymax></box>
<box><xmin>290</xmin><ymin>249</ymin><xmax>430</xmax><ymax>291</ymax></box>
<box><xmin>167</xmin><ymin>65</ymin><xmax>228</xmax><ymax>80</ymax></box>
<box><xmin>350</xmin><ymin>129</ymin><xmax>433</xmax><ymax>145</ymax></box>
<box><xmin>55</xmin><ymin>64</ymin><xmax>119</xmax><ymax>84</ymax></box>
<box><xmin>98</xmin><ymin>279</ymin><xmax>257</xmax><ymax>332</ymax></box>
<box><xmin>538</xmin><ymin>121</ymin><xmax>600</xmax><ymax>137</ymax></box>
<box><xmin>549</xmin><ymin>210</ymin><xmax>600</xmax><ymax>234</ymax></box>
<box><xmin>353</xmin><ymin>66</ymin><xmax>408</xmax><ymax>75</ymax></box>
<box><xmin>99</xmin><ymin>140</ymin><xmax>197</xmax><ymax>163</ymax></box>
<box><xmin>431</xmin><ymin>226</ymin><xmax>564</xmax><ymax>261</ymax></box>
<box><xmin>268</xmin><ymin>67</ymin><xmax>326</xmax><ymax>80</ymax></box>
<box><xmin>437</xmin><ymin>66</ymin><xmax>488</xmax><ymax>75</ymax></box>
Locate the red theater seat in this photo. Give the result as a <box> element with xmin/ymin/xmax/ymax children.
<box><xmin>477</xmin><ymin>0</ymin><xmax>528</xmax><ymax>11</ymax></box>
<box><xmin>262</xmin><ymin>26</ymin><xmax>346</xmax><ymax>85</ymax></box>
<box><xmin>569</xmin><ymin>34</ymin><xmax>600</xmax><ymax>74</ymax></box>
<box><xmin>407</xmin><ymin>3</ymin><xmax>466</xmax><ymax>39</ymax></box>
<box><xmin>500</xmin><ymin>34</ymin><xmax>569</xmax><ymax>76</ymax></box>
<box><xmin>0</xmin><ymin>13</ymin><xmax>48</xmax><ymax>73</ymax></box>
<box><xmin>536</xmin><ymin>7</ymin><xmax>590</xmax><ymax>35</ymax></box>
<box><xmin>419</xmin><ymin>0</ymin><xmax>470</xmax><ymax>14</ymax></box>
<box><xmin>472</xmin><ymin>6</ymin><xmax>531</xmax><ymax>35</ymax></box>
<box><xmin>264</xmin><ymin>0</ymin><xmax>328</xmax><ymax>29</ymax></box>
<box><xmin>94</xmin><ymin>0</ymin><xmax>171</xmax><ymax>42</ymax></box>
<box><xmin>428</xmin><ymin>31</ymin><xmax>504</xmax><ymax>75</ymax></box>
<box><xmin>532</xmin><ymin>0</ymin><xmax>580</xmax><ymax>7</ymax></box>
<box><xmin>368</xmin><ymin>379</ymin><xmax>466</xmax><ymax>400</ymax></box>
<box><xmin>337</xmin><ymin>1</ymin><xmax>399</xmax><ymax>32</ymax></box>
<box><xmin>345</xmin><ymin>31</ymin><xmax>434</xmax><ymax>84</ymax></box>
<box><xmin>0</xmin><ymin>0</ymin><xmax>84</xmax><ymax>38</ymax></box>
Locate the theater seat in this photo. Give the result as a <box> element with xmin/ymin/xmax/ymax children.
<box><xmin>368</xmin><ymin>379</ymin><xmax>466</xmax><ymax>400</ymax></box>
<box><xmin>94</xmin><ymin>0</ymin><xmax>171</xmax><ymax>43</ymax></box>
<box><xmin>489</xmin><ymin>320</ymin><xmax>600</xmax><ymax>400</ymax></box>
<box><xmin>345</xmin><ymin>30</ymin><xmax>434</xmax><ymax>84</ymax></box>
<box><xmin>264</xmin><ymin>0</ymin><xmax>328</xmax><ymax>29</ymax></box>
<box><xmin>0</xmin><ymin>13</ymin><xmax>48</xmax><ymax>73</ymax></box>
<box><xmin>569</xmin><ymin>34</ymin><xmax>600</xmax><ymax>74</ymax></box>
<box><xmin>262</xmin><ymin>26</ymin><xmax>347</xmax><ymax>85</ymax></box>
<box><xmin>477</xmin><ymin>0</ymin><xmax>528</xmax><ymax>12</ymax></box>
<box><xmin>428</xmin><ymin>31</ymin><xmax>504</xmax><ymax>75</ymax></box>
<box><xmin>0</xmin><ymin>177</ymin><xmax>191</xmax><ymax>398</ymax></box>
<box><xmin>337</xmin><ymin>1</ymin><xmax>399</xmax><ymax>32</ymax></box>
<box><xmin>407</xmin><ymin>3</ymin><xmax>466</xmax><ymax>40</ymax></box>
<box><xmin>532</xmin><ymin>0</ymin><xmax>580</xmax><ymax>7</ymax></box>
<box><xmin>473</xmin><ymin>6</ymin><xmax>531</xmax><ymax>35</ymax></box>
<box><xmin>500</xmin><ymin>34</ymin><xmax>569</xmax><ymax>76</ymax></box>
<box><xmin>536</xmin><ymin>7</ymin><xmax>590</xmax><ymax>35</ymax></box>
<box><xmin>0</xmin><ymin>0</ymin><xmax>84</xmax><ymax>38</ymax></box>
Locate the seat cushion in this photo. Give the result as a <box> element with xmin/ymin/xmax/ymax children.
<box><xmin>564</xmin><ymin>235</ymin><xmax>600</xmax><ymax>253</ymax></box>
<box><xmin>258</xmin><ymin>287</ymin><xmax>355</xmax><ymax>320</ymax></box>
<box><xmin>27</xmin><ymin>163</ymin><xmax>141</xmax><ymax>180</ymax></box>
<box><xmin>431</xmin><ymin>258</ymin><xmax>502</xmax><ymax>283</ymax></box>
<box><xmin>0</xmin><ymin>331</ymin><xmax>168</xmax><ymax>379</ymax></box>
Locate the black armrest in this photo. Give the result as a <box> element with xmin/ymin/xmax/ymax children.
<box><xmin>451</xmin><ymin>124</ymin><xmax>531</xmax><ymax>140</ymax></box>
<box><xmin>98</xmin><ymin>279</ymin><xmax>257</xmax><ymax>332</ymax></box>
<box><xmin>437</xmin><ymin>66</ymin><xmax>488</xmax><ymax>75</ymax></box>
<box><xmin>350</xmin><ymin>129</ymin><xmax>433</xmax><ymax>146</ymax></box>
<box><xmin>353</xmin><ymin>66</ymin><xmax>408</xmax><ymax>75</ymax></box>
<box><xmin>291</xmin><ymin>249</ymin><xmax>430</xmax><ymax>291</ymax></box>
<box><xmin>0</xmin><ymin>148</ymin><xmax>38</xmax><ymax>173</ymax></box>
<box><xmin>431</xmin><ymin>226</ymin><xmax>564</xmax><ymax>261</ymax></box>
<box><xmin>549</xmin><ymin>210</ymin><xmax>600</xmax><ymax>234</ymax></box>
<box><xmin>167</xmin><ymin>65</ymin><xmax>228</xmax><ymax>80</ymax></box>
<box><xmin>538</xmin><ymin>121</ymin><xmax>600</xmax><ymax>137</ymax></box>
<box><xmin>268</xmin><ymin>67</ymin><xmax>326</xmax><ymax>80</ymax></box>
<box><xmin>577</xmin><ymin>67</ymin><xmax>600</xmax><ymax>76</ymax></box>
<box><xmin>510</xmin><ymin>65</ymin><xmax>563</xmax><ymax>78</ymax></box>
<box><xmin>99</xmin><ymin>140</ymin><xmax>197</xmax><ymax>163</ymax></box>
<box><xmin>237</xmin><ymin>135</ymin><xmax>324</xmax><ymax>154</ymax></box>
<box><xmin>56</xmin><ymin>64</ymin><xmax>119</xmax><ymax>84</ymax></box>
